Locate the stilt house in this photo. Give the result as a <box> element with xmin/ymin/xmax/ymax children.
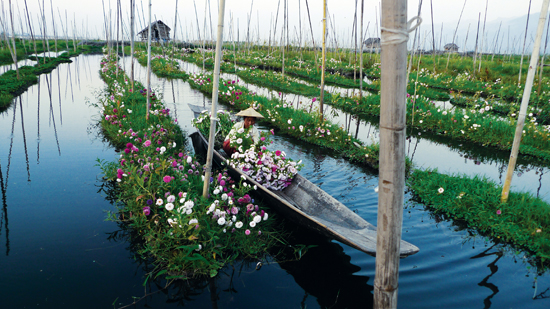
<box><xmin>138</xmin><ymin>20</ymin><xmax>171</xmax><ymax>42</ymax></box>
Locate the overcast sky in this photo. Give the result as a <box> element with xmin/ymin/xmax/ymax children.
<box><xmin>8</xmin><ymin>0</ymin><xmax>545</xmax><ymax>49</ymax></box>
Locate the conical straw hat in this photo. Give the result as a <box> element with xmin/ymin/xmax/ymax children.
<box><xmin>235</xmin><ymin>107</ymin><xmax>264</xmax><ymax>119</ymax></box>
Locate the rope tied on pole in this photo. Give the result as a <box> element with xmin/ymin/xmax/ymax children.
<box><xmin>380</xmin><ymin>16</ymin><xmax>422</xmax><ymax>46</ymax></box>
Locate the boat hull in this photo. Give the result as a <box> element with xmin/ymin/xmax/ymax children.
<box><xmin>190</xmin><ymin>131</ymin><xmax>419</xmax><ymax>257</ymax></box>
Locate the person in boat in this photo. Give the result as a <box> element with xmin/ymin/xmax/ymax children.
<box><xmin>223</xmin><ymin>107</ymin><xmax>264</xmax><ymax>156</ymax></box>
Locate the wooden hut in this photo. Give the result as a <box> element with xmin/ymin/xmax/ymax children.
<box><xmin>364</xmin><ymin>37</ymin><xmax>381</xmax><ymax>49</ymax></box>
<box><xmin>137</xmin><ymin>20</ymin><xmax>171</xmax><ymax>42</ymax></box>
<box><xmin>444</xmin><ymin>43</ymin><xmax>459</xmax><ymax>52</ymax></box>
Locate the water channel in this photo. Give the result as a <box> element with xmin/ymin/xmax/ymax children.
<box><xmin>0</xmin><ymin>54</ymin><xmax>548</xmax><ymax>308</ymax></box>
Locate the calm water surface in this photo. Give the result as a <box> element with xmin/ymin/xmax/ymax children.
<box><xmin>0</xmin><ymin>55</ymin><xmax>548</xmax><ymax>308</ymax></box>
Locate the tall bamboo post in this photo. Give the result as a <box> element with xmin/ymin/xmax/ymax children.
<box><xmin>130</xmin><ymin>0</ymin><xmax>135</xmax><ymax>92</ymax></box>
<box><xmin>518</xmin><ymin>0</ymin><xmax>532</xmax><ymax>85</ymax></box>
<box><xmin>282</xmin><ymin>0</ymin><xmax>286</xmax><ymax>78</ymax></box>
<box><xmin>356</xmin><ymin>0</ymin><xmax>364</xmax><ymax>139</ymax></box>
<box><xmin>473</xmin><ymin>13</ymin><xmax>481</xmax><ymax>78</ymax></box>
<box><xmin>430</xmin><ymin>0</ymin><xmax>436</xmax><ymax>72</ymax></box>
<box><xmin>146</xmin><ymin>0</ymin><xmax>152</xmax><ymax>120</ymax></box>
<box><xmin>23</xmin><ymin>0</ymin><xmax>38</xmax><ymax>56</ymax></box>
<box><xmin>171</xmin><ymin>0</ymin><xmax>178</xmax><ymax>62</ymax></box>
<box><xmin>477</xmin><ymin>0</ymin><xmax>488</xmax><ymax>72</ymax></box>
<box><xmin>537</xmin><ymin>13</ymin><xmax>550</xmax><ymax>95</ymax></box>
<box><xmin>446</xmin><ymin>0</ymin><xmax>466</xmax><ymax>69</ymax></box>
<box><xmin>8</xmin><ymin>0</ymin><xmax>19</xmax><ymax>79</ymax></box>
<box><xmin>374</xmin><ymin>0</ymin><xmax>414</xmax><ymax>306</ymax></box>
<box><xmin>502</xmin><ymin>0</ymin><xmax>549</xmax><ymax>203</ymax></box>
<box><xmin>203</xmin><ymin>0</ymin><xmax>227</xmax><ymax>198</ymax></box>
<box><xmin>319</xmin><ymin>0</ymin><xmax>327</xmax><ymax>122</ymax></box>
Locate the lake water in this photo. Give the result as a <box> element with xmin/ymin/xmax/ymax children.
<box><xmin>0</xmin><ymin>54</ymin><xmax>548</xmax><ymax>308</ymax></box>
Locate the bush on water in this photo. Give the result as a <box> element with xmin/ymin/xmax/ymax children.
<box><xmin>96</xmin><ymin>54</ymin><xmax>286</xmax><ymax>279</ymax></box>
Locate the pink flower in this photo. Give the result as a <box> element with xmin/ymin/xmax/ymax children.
<box><xmin>163</xmin><ymin>175</ymin><xmax>171</xmax><ymax>183</ymax></box>
<box><xmin>496</xmin><ymin>209</ymin><xmax>501</xmax><ymax>215</ymax></box>
<box><xmin>260</xmin><ymin>137</ymin><xmax>266</xmax><ymax>141</ymax></box>
<box><xmin>143</xmin><ymin>206</ymin><xmax>151</xmax><ymax>216</ymax></box>
<box><xmin>312</xmin><ymin>97</ymin><xmax>317</xmax><ymax>102</ymax></box>
<box><xmin>275</xmin><ymin>150</ymin><xmax>281</xmax><ymax>156</ymax></box>
<box><xmin>143</xmin><ymin>140</ymin><xmax>151</xmax><ymax>147</ymax></box>
<box><xmin>245</xmin><ymin>229</ymin><xmax>251</xmax><ymax>235</ymax></box>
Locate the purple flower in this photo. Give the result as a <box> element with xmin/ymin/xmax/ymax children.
<box><xmin>496</xmin><ymin>209</ymin><xmax>502</xmax><ymax>215</ymax></box>
<box><xmin>245</xmin><ymin>229</ymin><xmax>251</xmax><ymax>235</ymax></box>
<box><xmin>163</xmin><ymin>175</ymin><xmax>171</xmax><ymax>183</ymax></box>
<box><xmin>143</xmin><ymin>206</ymin><xmax>151</xmax><ymax>216</ymax></box>
<box><xmin>126</xmin><ymin>143</ymin><xmax>133</xmax><ymax>149</ymax></box>
<box><xmin>220</xmin><ymin>180</ymin><xmax>226</xmax><ymax>186</ymax></box>
<box><xmin>146</xmin><ymin>199</ymin><xmax>153</xmax><ymax>205</ymax></box>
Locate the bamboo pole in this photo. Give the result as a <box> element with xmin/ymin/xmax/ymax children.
<box><xmin>473</xmin><ymin>13</ymin><xmax>481</xmax><ymax>78</ymax></box>
<box><xmin>8</xmin><ymin>0</ymin><xmax>19</xmax><ymax>79</ymax></box>
<box><xmin>430</xmin><ymin>0</ymin><xmax>435</xmax><ymax>73</ymax></box>
<box><xmin>502</xmin><ymin>0</ymin><xmax>550</xmax><ymax>203</ymax></box>
<box><xmin>374</xmin><ymin>0</ymin><xmax>410</xmax><ymax>306</ymax></box>
<box><xmin>282</xmin><ymin>0</ymin><xmax>286</xmax><ymax>78</ymax></box>
<box><xmin>146</xmin><ymin>0</ymin><xmax>152</xmax><ymax>120</ymax></box>
<box><xmin>319</xmin><ymin>0</ymin><xmax>327</xmax><ymax>121</ymax></box>
<box><xmin>203</xmin><ymin>0</ymin><xmax>226</xmax><ymax>198</ymax></box>
<box><xmin>172</xmin><ymin>0</ymin><xmax>179</xmax><ymax>62</ymax></box>
<box><xmin>130</xmin><ymin>0</ymin><xmax>135</xmax><ymax>92</ymax></box>
<box><xmin>537</xmin><ymin>12</ymin><xmax>550</xmax><ymax>95</ymax></box>
<box><xmin>23</xmin><ymin>0</ymin><xmax>38</xmax><ymax>56</ymax></box>
<box><xmin>356</xmin><ymin>0</ymin><xmax>364</xmax><ymax>139</ymax></box>
<box><xmin>519</xmin><ymin>0</ymin><xmax>532</xmax><ymax>85</ymax></box>
<box><xmin>477</xmin><ymin>0</ymin><xmax>488</xmax><ymax>71</ymax></box>
<box><xmin>446</xmin><ymin>0</ymin><xmax>466</xmax><ymax>69</ymax></box>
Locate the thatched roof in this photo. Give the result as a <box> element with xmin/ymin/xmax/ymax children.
<box><xmin>444</xmin><ymin>43</ymin><xmax>459</xmax><ymax>51</ymax></box>
<box><xmin>364</xmin><ymin>37</ymin><xmax>381</xmax><ymax>46</ymax></box>
<box><xmin>137</xmin><ymin>20</ymin><xmax>171</xmax><ymax>41</ymax></box>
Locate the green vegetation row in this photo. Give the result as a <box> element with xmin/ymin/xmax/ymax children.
<box><xmin>0</xmin><ymin>38</ymin><xmax>91</xmax><ymax>65</ymax></box>
<box><xmin>165</xmin><ymin>48</ymin><xmax>550</xmax><ymax>165</ymax></box>
<box><xmin>408</xmin><ymin>169</ymin><xmax>550</xmax><ymax>264</ymax></box>
<box><xmin>0</xmin><ymin>46</ymin><xmax>98</xmax><ymax>113</ymax></box>
<box><xmin>136</xmin><ymin>47</ymin><xmax>550</xmax><ymax>268</ymax></box>
<box><xmin>97</xmin><ymin>54</ymin><xmax>286</xmax><ymax>279</ymax></box>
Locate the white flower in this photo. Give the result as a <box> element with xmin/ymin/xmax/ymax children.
<box><xmin>442</xmin><ymin>111</ymin><xmax>447</xmax><ymax>115</ymax></box>
<box><xmin>186</xmin><ymin>209</ymin><xmax>192</xmax><ymax>215</ymax></box>
<box><xmin>127</xmin><ymin>109</ymin><xmax>132</xmax><ymax>113</ymax></box>
<box><xmin>213</xmin><ymin>189</ymin><xmax>220</xmax><ymax>195</ymax></box>
<box><xmin>464</xmin><ymin>115</ymin><xmax>469</xmax><ymax>119</ymax></box>
<box><xmin>221</xmin><ymin>193</ymin><xmax>228</xmax><ymax>201</ymax></box>
<box><xmin>217</xmin><ymin>217</ymin><xmax>226</xmax><ymax>225</ymax></box>
<box><xmin>287</xmin><ymin>119</ymin><xmax>292</xmax><ymax>124</ymax></box>
<box><xmin>156</xmin><ymin>199</ymin><xmax>163</xmax><ymax>206</ymax></box>
<box><xmin>184</xmin><ymin>200</ymin><xmax>195</xmax><ymax>208</ymax></box>
<box><xmin>160</xmin><ymin>146</ymin><xmax>166</xmax><ymax>154</ymax></box>
<box><xmin>253</xmin><ymin>215</ymin><xmax>262</xmax><ymax>223</ymax></box>
<box><xmin>237</xmin><ymin>128</ymin><xmax>245</xmax><ymax>134</ymax></box>
<box><xmin>195</xmin><ymin>244</ymin><xmax>202</xmax><ymax>251</ymax></box>
<box><xmin>438</xmin><ymin>187</ymin><xmax>444</xmax><ymax>194</ymax></box>
<box><xmin>250</xmin><ymin>221</ymin><xmax>257</xmax><ymax>228</ymax></box>
<box><xmin>179</xmin><ymin>198</ymin><xmax>186</xmax><ymax>204</ymax></box>
<box><xmin>235</xmin><ymin>221</ymin><xmax>244</xmax><ymax>228</ymax></box>
<box><xmin>167</xmin><ymin>218</ymin><xmax>177</xmax><ymax>227</ymax></box>
<box><xmin>263</xmin><ymin>213</ymin><xmax>269</xmax><ymax>221</ymax></box>
<box><xmin>236</xmin><ymin>138</ymin><xmax>243</xmax><ymax>144</ymax></box>
<box><xmin>187</xmin><ymin>156</ymin><xmax>192</xmax><ymax>164</ymax></box>
<box><xmin>207</xmin><ymin>204</ymin><xmax>216</xmax><ymax>214</ymax></box>
<box><xmin>165</xmin><ymin>203</ymin><xmax>174</xmax><ymax>211</ymax></box>
<box><xmin>189</xmin><ymin>218</ymin><xmax>198</xmax><ymax>225</ymax></box>
<box><xmin>167</xmin><ymin>195</ymin><xmax>176</xmax><ymax>203</ymax></box>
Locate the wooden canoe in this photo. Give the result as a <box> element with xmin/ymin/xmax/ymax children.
<box><xmin>190</xmin><ymin>131</ymin><xmax>419</xmax><ymax>257</ymax></box>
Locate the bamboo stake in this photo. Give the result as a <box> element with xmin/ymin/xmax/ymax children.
<box><xmin>537</xmin><ymin>11</ymin><xmax>550</xmax><ymax>95</ymax></box>
<box><xmin>146</xmin><ymin>0</ymin><xmax>152</xmax><ymax>120</ymax></box>
<box><xmin>49</xmin><ymin>0</ymin><xmax>57</xmax><ymax>53</ymax></box>
<box><xmin>171</xmin><ymin>0</ymin><xmax>178</xmax><ymax>62</ymax></box>
<box><xmin>8</xmin><ymin>0</ymin><xmax>19</xmax><ymax>79</ymax></box>
<box><xmin>519</xmin><ymin>0</ymin><xmax>532</xmax><ymax>85</ymax></box>
<box><xmin>491</xmin><ymin>21</ymin><xmax>502</xmax><ymax>61</ymax></box>
<box><xmin>130</xmin><ymin>0</ymin><xmax>135</xmax><ymax>92</ymax></box>
<box><xmin>430</xmin><ymin>0</ymin><xmax>435</xmax><ymax>72</ymax></box>
<box><xmin>446</xmin><ymin>0</ymin><xmax>466</xmax><ymax>69</ymax></box>
<box><xmin>374</xmin><ymin>0</ymin><xmax>409</xmax><ymax>306</ymax></box>
<box><xmin>477</xmin><ymin>0</ymin><xmax>488</xmax><ymax>72</ymax></box>
<box><xmin>319</xmin><ymin>0</ymin><xmax>327</xmax><ymax>121</ymax></box>
<box><xmin>407</xmin><ymin>0</ymin><xmax>422</xmax><ymax>81</ymax></box>
<box><xmin>461</xmin><ymin>23</ymin><xmax>470</xmax><ymax>59</ymax></box>
<box><xmin>23</xmin><ymin>0</ymin><xmax>38</xmax><ymax>56</ymax></box>
<box><xmin>203</xmin><ymin>0</ymin><xmax>226</xmax><ymax>198</ymax></box>
<box><xmin>282</xmin><ymin>0</ymin><xmax>286</xmax><ymax>78</ymax></box>
<box><xmin>502</xmin><ymin>0</ymin><xmax>550</xmax><ymax>203</ymax></box>
<box><xmin>356</xmin><ymin>0</ymin><xmax>364</xmax><ymax>139</ymax></box>
<box><xmin>473</xmin><ymin>13</ymin><xmax>481</xmax><ymax>78</ymax></box>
